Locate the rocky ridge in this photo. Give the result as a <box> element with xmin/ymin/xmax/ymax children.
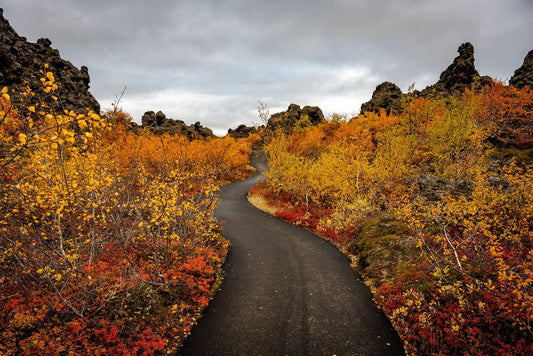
<box><xmin>419</xmin><ymin>42</ymin><xmax>492</xmax><ymax>97</ymax></box>
<box><xmin>360</xmin><ymin>42</ymin><xmax>502</xmax><ymax>115</ymax></box>
<box><xmin>510</xmin><ymin>50</ymin><xmax>533</xmax><ymax>90</ymax></box>
<box><xmin>137</xmin><ymin>110</ymin><xmax>214</xmax><ymax>139</ymax></box>
<box><xmin>265</xmin><ymin>103</ymin><xmax>325</xmax><ymax>134</ymax></box>
<box><xmin>360</xmin><ymin>81</ymin><xmax>403</xmax><ymax>115</ymax></box>
<box><xmin>227</xmin><ymin>124</ymin><xmax>261</xmax><ymax>139</ymax></box>
<box><xmin>0</xmin><ymin>8</ymin><xmax>100</xmax><ymax>113</ymax></box>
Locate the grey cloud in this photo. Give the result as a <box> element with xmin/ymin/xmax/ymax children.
<box><xmin>1</xmin><ymin>0</ymin><xmax>532</xmax><ymax>132</ymax></box>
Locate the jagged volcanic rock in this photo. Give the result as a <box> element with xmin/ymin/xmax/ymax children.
<box><xmin>265</xmin><ymin>103</ymin><xmax>324</xmax><ymax>134</ymax></box>
<box><xmin>227</xmin><ymin>124</ymin><xmax>260</xmax><ymax>139</ymax></box>
<box><xmin>510</xmin><ymin>50</ymin><xmax>533</xmax><ymax>89</ymax></box>
<box><xmin>360</xmin><ymin>81</ymin><xmax>403</xmax><ymax>115</ymax></box>
<box><xmin>0</xmin><ymin>8</ymin><xmax>100</xmax><ymax>112</ymax></box>
<box><xmin>140</xmin><ymin>110</ymin><xmax>213</xmax><ymax>139</ymax></box>
<box><xmin>420</xmin><ymin>42</ymin><xmax>492</xmax><ymax>96</ymax></box>
<box><xmin>360</xmin><ymin>43</ymin><xmax>494</xmax><ymax>115</ymax></box>
<box><xmin>433</xmin><ymin>42</ymin><xmax>479</xmax><ymax>93</ymax></box>
<box><xmin>417</xmin><ymin>175</ymin><xmax>473</xmax><ymax>201</ymax></box>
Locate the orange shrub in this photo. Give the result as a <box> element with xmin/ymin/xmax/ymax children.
<box><xmin>263</xmin><ymin>85</ymin><xmax>533</xmax><ymax>355</ymax></box>
<box><xmin>0</xmin><ymin>70</ymin><xmax>252</xmax><ymax>354</ymax></box>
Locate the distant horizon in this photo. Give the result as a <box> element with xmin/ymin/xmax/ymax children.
<box><xmin>1</xmin><ymin>0</ymin><xmax>532</xmax><ymax>135</ymax></box>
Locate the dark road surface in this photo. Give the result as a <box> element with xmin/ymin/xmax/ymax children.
<box><xmin>179</xmin><ymin>151</ymin><xmax>405</xmax><ymax>356</ymax></box>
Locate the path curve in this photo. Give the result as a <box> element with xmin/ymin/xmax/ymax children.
<box><xmin>179</xmin><ymin>151</ymin><xmax>404</xmax><ymax>355</ymax></box>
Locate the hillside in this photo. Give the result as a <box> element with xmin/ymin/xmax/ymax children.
<box><xmin>1</xmin><ymin>5</ymin><xmax>532</xmax><ymax>355</ymax></box>
<box><xmin>0</xmin><ymin>10</ymin><xmax>256</xmax><ymax>353</ymax></box>
<box><xmin>251</xmin><ymin>48</ymin><xmax>533</xmax><ymax>354</ymax></box>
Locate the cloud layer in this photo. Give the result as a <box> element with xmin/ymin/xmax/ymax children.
<box><xmin>2</xmin><ymin>0</ymin><xmax>532</xmax><ymax>135</ymax></box>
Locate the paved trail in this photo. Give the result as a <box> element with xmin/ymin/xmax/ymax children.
<box><xmin>179</xmin><ymin>151</ymin><xmax>404</xmax><ymax>355</ymax></box>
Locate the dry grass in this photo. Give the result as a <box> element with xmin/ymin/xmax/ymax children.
<box><xmin>247</xmin><ymin>190</ymin><xmax>278</xmax><ymax>216</ymax></box>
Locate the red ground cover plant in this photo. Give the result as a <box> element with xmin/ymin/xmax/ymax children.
<box><xmin>261</xmin><ymin>83</ymin><xmax>533</xmax><ymax>355</ymax></box>
<box><xmin>0</xmin><ymin>70</ymin><xmax>253</xmax><ymax>354</ymax></box>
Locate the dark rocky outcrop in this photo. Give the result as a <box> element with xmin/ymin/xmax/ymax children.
<box><xmin>510</xmin><ymin>50</ymin><xmax>533</xmax><ymax>89</ymax></box>
<box><xmin>420</xmin><ymin>42</ymin><xmax>492</xmax><ymax>97</ymax></box>
<box><xmin>418</xmin><ymin>174</ymin><xmax>512</xmax><ymax>201</ymax></box>
<box><xmin>265</xmin><ymin>104</ymin><xmax>324</xmax><ymax>135</ymax></box>
<box><xmin>227</xmin><ymin>124</ymin><xmax>260</xmax><ymax>139</ymax></box>
<box><xmin>300</xmin><ymin>105</ymin><xmax>325</xmax><ymax>124</ymax></box>
<box><xmin>417</xmin><ymin>175</ymin><xmax>474</xmax><ymax>201</ymax></box>
<box><xmin>139</xmin><ymin>110</ymin><xmax>213</xmax><ymax>139</ymax></box>
<box><xmin>360</xmin><ymin>43</ymin><xmax>494</xmax><ymax>115</ymax></box>
<box><xmin>486</xmin><ymin>176</ymin><xmax>510</xmax><ymax>190</ymax></box>
<box><xmin>0</xmin><ymin>8</ymin><xmax>100</xmax><ymax>112</ymax></box>
<box><xmin>422</xmin><ymin>42</ymin><xmax>479</xmax><ymax>95</ymax></box>
<box><xmin>360</xmin><ymin>81</ymin><xmax>403</xmax><ymax>115</ymax></box>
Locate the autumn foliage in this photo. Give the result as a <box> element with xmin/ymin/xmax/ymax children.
<box><xmin>261</xmin><ymin>83</ymin><xmax>533</xmax><ymax>354</ymax></box>
<box><xmin>0</xmin><ymin>68</ymin><xmax>253</xmax><ymax>354</ymax></box>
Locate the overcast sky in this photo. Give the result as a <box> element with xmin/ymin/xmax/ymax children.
<box><xmin>1</xmin><ymin>0</ymin><xmax>532</xmax><ymax>135</ymax></box>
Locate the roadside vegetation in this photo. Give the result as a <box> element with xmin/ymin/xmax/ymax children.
<box><xmin>0</xmin><ymin>68</ymin><xmax>255</xmax><ymax>354</ymax></box>
<box><xmin>2</xmin><ymin>65</ymin><xmax>531</xmax><ymax>355</ymax></box>
<box><xmin>251</xmin><ymin>82</ymin><xmax>533</xmax><ymax>355</ymax></box>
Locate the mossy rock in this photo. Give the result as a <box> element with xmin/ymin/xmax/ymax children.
<box><xmin>351</xmin><ymin>213</ymin><xmax>417</xmax><ymax>286</ymax></box>
<box><xmin>489</xmin><ymin>147</ymin><xmax>533</xmax><ymax>166</ymax></box>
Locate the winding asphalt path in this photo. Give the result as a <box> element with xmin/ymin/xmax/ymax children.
<box><xmin>179</xmin><ymin>151</ymin><xmax>405</xmax><ymax>355</ymax></box>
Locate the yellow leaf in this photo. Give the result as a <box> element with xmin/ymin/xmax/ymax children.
<box><xmin>1</xmin><ymin>93</ymin><xmax>9</xmax><ymax>101</ymax></box>
<box><xmin>28</xmin><ymin>106</ymin><xmax>36</xmax><ymax>113</ymax></box>
<box><xmin>1</xmin><ymin>87</ymin><xmax>7</xmax><ymax>94</ymax></box>
<box><xmin>18</xmin><ymin>134</ymin><xmax>27</xmax><ymax>144</ymax></box>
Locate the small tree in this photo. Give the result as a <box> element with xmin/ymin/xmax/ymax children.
<box><xmin>257</xmin><ymin>101</ymin><xmax>270</xmax><ymax>126</ymax></box>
